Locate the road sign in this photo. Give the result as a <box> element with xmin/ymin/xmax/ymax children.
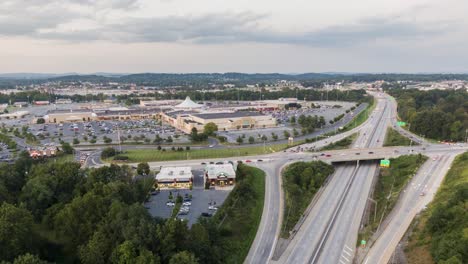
<box><xmin>397</xmin><ymin>121</ymin><xmax>406</xmax><ymax>127</ymax></box>
<box><xmin>380</xmin><ymin>159</ymin><xmax>390</xmax><ymax>168</ymax></box>
<box><xmin>361</xmin><ymin>240</ymin><xmax>366</xmax><ymax>247</ymax></box>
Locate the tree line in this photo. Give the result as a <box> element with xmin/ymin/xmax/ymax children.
<box><xmin>388</xmin><ymin>88</ymin><xmax>468</xmax><ymax>141</ymax></box>
<box><xmin>0</xmin><ymin>152</ymin><xmax>263</xmax><ymax>264</ymax></box>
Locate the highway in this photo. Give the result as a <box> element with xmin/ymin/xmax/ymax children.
<box><xmin>361</xmin><ymin>152</ymin><xmax>459</xmax><ymax>264</ymax></box>
<box><xmin>276</xmin><ymin>92</ymin><xmax>392</xmax><ymax>264</ymax></box>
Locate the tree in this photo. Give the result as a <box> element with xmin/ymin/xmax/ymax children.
<box><xmin>169</xmin><ymin>251</ymin><xmax>198</xmax><ymax>264</ymax></box>
<box><xmin>236</xmin><ymin>136</ymin><xmax>243</xmax><ymax>145</ymax></box>
<box><xmin>101</xmin><ymin>147</ymin><xmax>117</xmax><ymax>159</ymax></box>
<box><xmin>12</xmin><ymin>253</ymin><xmax>48</xmax><ymax>264</ymax></box>
<box><xmin>36</xmin><ymin>118</ymin><xmax>45</xmax><ymax>124</ymax></box>
<box><xmin>166</xmin><ymin>136</ymin><xmax>173</xmax><ymax>143</ymax></box>
<box><xmin>248</xmin><ymin>136</ymin><xmax>255</xmax><ymax>144</ymax></box>
<box><xmin>290</xmin><ymin>116</ymin><xmax>296</xmax><ymax>124</ymax></box>
<box><xmin>283</xmin><ymin>130</ymin><xmax>291</xmax><ymax>139</ymax></box>
<box><xmin>261</xmin><ymin>135</ymin><xmax>268</xmax><ymax>141</ymax></box>
<box><xmin>0</xmin><ymin>203</ymin><xmax>35</xmax><ymax>261</ymax></box>
<box><xmin>271</xmin><ymin>132</ymin><xmax>278</xmax><ymax>141</ymax></box>
<box><xmin>203</xmin><ymin>122</ymin><xmax>218</xmax><ymax>136</ymax></box>
<box><xmin>293</xmin><ymin>128</ymin><xmax>299</xmax><ymax>137</ymax></box>
<box><xmin>137</xmin><ymin>162</ymin><xmax>150</xmax><ymax>175</ymax></box>
<box><xmin>61</xmin><ymin>142</ymin><xmax>74</xmax><ymax>154</ymax></box>
<box><xmin>111</xmin><ymin>241</ymin><xmax>159</xmax><ymax>264</ymax></box>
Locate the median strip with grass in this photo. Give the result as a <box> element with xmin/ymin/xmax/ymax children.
<box><xmin>109</xmin><ymin>143</ymin><xmax>290</xmax><ymax>163</ymax></box>
<box><xmin>383</xmin><ymin>128</ymin><xmax>418</xmax><ymax>147</ymax></box>
<box><xmin>358</xmin><ymin>154</ymin><xmax>428</xmax><ymax>245</ymax></box>
<box><xmin>281</xmin><ymin>161</ymin><xmax>334</xmax><ymax>238</ymax></box>
<box><xmin>404</xmin><ymin>152</ymin><xmax>468</xmax><ymax>264</ymax></box>
<box><xmin>318</xmin><ymin>133</ymin><xmax>358</xmax><ymax>151</ymax></box>
<box><xmin>210</xmin><ymin>164</ymin><xmax>265</xmax><ymax>263</ymax></box>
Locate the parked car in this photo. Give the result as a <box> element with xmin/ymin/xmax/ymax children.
<box><xmin>166</xmin><ymin>201</ymin><xmax>175</xmax><ymax>206</ymax></box>
<box><xmin>208</xmin><ymin>205</ymin><xmax>218</xmax><ymax>210</ymax></box>
<box><xmin>201</xmin><ymin>212</ymin><xmax>213</xmax><ymax>217</ymax></box>
<box><xmin>183</xmin><ymin>202</ymin><xmax>191</xmax><ymax>206</ymax></box>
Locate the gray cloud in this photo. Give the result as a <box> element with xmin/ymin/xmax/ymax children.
<box><xmin>0</xmin><ymin>1</ymin><xmax>453</xmax><ymax>47</ymax></box>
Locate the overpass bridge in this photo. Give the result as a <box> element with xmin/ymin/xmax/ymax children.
<box><xmin>300</xmin><ymin>144</ymin><xmax>467</xmax><ymax>164</ymax></box>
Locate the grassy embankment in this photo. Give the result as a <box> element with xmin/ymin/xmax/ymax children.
<box><xmin>358</xmin><ymin>154</ymin><xmax>428</xmax><ymax>245</ymax></box>
<box><xmin>404</xmin><ymin>152</ymin><xmax>468</xmax><ymax>264</ymax></box>
<box><xmin>281</xmin><ymin>161</ymin><xmax>334</xmax><ymax>238</ymax></box>
<box><xmin>341</xmin><ymin>98</ymin><xmax>377</xmax><ymax>132</ymax></box>
<box><xmin>384</xmin><ymin>128</ymin><xmax>419</xmax><ymax>147</ymax></box>
<box><xmin>318</xmin><ymin>133</ymin><xmax>358</xmax><ymax>151</ymax></box>
<box><xmin>210</xmin><ymin>164</ymin><xmax>265</xmax><ymax>263</ymax></box>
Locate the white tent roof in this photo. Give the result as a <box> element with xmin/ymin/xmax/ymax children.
<box><xmin>175</xmin><ymin>96</ymin><xmax>203</xmax><ymax>109</ymax></box>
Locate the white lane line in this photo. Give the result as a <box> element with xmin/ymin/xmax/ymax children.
<box><xmin>340</xmin><ymin>259</ymin><xmax>347</xmax><ymax>264</ymax></box>
<box><xmin>341</xmin><ymin>254</ymin><xmax>350</xmax><ymax>262</ymax></box>
<box><xmin>343</xmin><ymin>250</ymin><xmax>351</xmax><ymax>257</ymax></box>
<box><xmin>344</xmin><ymin>245</ymin><xmax>353</xmax><ymax>252</ymax></box>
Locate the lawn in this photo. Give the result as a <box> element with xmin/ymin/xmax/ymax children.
<box><xmin>383</xmin><ymin>128</ymin><xmax>418</xmax><ymax>147</ymax></box>
<box><xmin>404</xmin><ymin>152</ymin><xmax>468</xmax><ymax>264</ymax></box>
<box><xmin>358</xmin><ymin>154</ymin><xmax>428</xmax><ymax>245</ymax></box>
<box><xmin>211</xmin><ymin>164</ymin><xmax>265</xmax><ymax>264</ymax></box>
<box><xmin>342</xmin><ymin>98</ymin><xmax>376</xmax><ymax>132</ymax></box>
<box><xmin>318</xmin><ymin>133</ymin><xmax>358</xmax><ymax>151</ymax></box>
<box><xmin>111</xmin><ymin>143</ymin><xmax>291</xmax><ymax>163</ymax></box>
<box><xmin>281</xmin><ymin>161</ymin><xmax>334</xmax><ymax>238</ymax></box>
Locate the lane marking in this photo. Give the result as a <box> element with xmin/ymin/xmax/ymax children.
<box><xmin>341</xmin><ymin>255</ymin><xmax>350</xmax><ymax>262</ymax></box>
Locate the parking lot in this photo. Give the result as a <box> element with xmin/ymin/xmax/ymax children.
<box><xmin>145</xmin><ymin>169</ymin><xmax>232</xmax><ymax>226</ymax></box>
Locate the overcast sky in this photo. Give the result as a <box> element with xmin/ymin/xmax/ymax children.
<box><xmin>0</xmin><ymin>0</ymin><xmax>467</xmax><ymax>73</ymax></box>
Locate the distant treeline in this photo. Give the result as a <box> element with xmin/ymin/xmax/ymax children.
<box><xmin>0</xmin><ymin>88</ymin><xmax>371</xmax><ymax>105</ymax></box>
<box><xmin>387</xmin><ymin>88</ymin><xmax>468</xmax><ymax>141</ymax></box>
<box><xmin>3</xmin><ymin>73</ymin><xmax>468</xmax><ymax>89</ymax></box>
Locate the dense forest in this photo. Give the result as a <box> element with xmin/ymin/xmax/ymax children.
<box><xmin>0</xmin><ymin>153</ymin><xmax>264</xmax><ymax>264</ymax></box>
<box><xmin>3</xmin><ymin>73</ymin><xmax>468</xmax><ymax>89</ymax></box>
<box><xmin>387</xmin><ymin>89</ymin><xmax>468</xmax><ymax>141</ymax></box>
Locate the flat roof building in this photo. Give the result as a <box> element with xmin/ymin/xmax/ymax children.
<box><xmin>205</xmin><ymin>164</ymin><xmax>236</xmax><ymax>187</ymax></box>
<box><xmin>156</xmin><ymin>167</ymin><xmax>193</xmax><ymax>189</ymax></box>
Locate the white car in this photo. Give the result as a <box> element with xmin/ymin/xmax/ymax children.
<box><xmin>166</xmin><ymin>202</ymin><xmax>175</xmax><ymax>206</ymax></box>
<box><xmin>183</xmin><ymin>202</ymin><xmax>191</xmax><ymax>206</ymax></box>
<box><xmin>208</xmin><ymin>205</ymin><xmax>218</xmax><ymax>210</ymax></box>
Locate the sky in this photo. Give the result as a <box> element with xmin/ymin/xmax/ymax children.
<box><xmin>0</xmin><ymin>0</ymin><xmax>467</xmax><ymax>74</ymax></box>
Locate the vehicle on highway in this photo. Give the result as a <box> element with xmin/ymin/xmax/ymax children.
<box><xmin>215</xmin><ymin>161</ymin><xmax>224</xmax><ymax>165</ymax></box>
<box><xmin>201</xmin><ymin>162</ymin><xmax>206</xmax><ymax>165</ymax></box>
<box><xmin>368</xmin><ymin>151</ymin><xmax>374</xmax><ymax>154</ymax></box>
<box><xmin>257</xmin><ymin>159</ymin><xmax>263</xmax><ymax>162</ymax></box>
<box><xmin>166</xmin><ymin>201</ymin><xmax>175</xmax><ymax>206</ymax></box>
<box><xmin>355</xmin><ymin>153</ymin><xmax>360</xmax><ymax>155</ymax></box>
<box><xmin>245</xmin><ymin>160</ymin><xmax>252</xmax><ymax>163</ymax></box>
<box><xmin>325</xmin><ymin>154</ymin><xmax>331</xmax><ymax>157</ymax></box>
<box><xmin>420</xmin><ymin>192</ymin><xmax>426</xmax><ymax>196</ymax></box>
<box><xmin>209</xmin><ymin>145</ymin><xmax>214</xmax><ymax>148</ymax></box>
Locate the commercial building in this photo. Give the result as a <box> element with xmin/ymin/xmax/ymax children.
<box><xmin>44</xmin><ymin>109</ymin><xmax>95</xmax><ymax>123</ymax></box>
<box><xmin>155</xmin><ymin>167</ymin><xmax>193</xmax><ymax>189</ymax></box>
<box><xmin>204</xmin><ymin>164</ymin><xmax>236</xmax><ymax>187</ymax></box>
<box><xmin>161</xmin><ymin>110</ymin><xmax>277</xmax><ymax>133</ymax></box>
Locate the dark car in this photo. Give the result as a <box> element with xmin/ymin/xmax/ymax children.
<box><xmin>368</xmin><ymin>151</ymin><xmax>374</xmax><ymax>154</ymax></box>
<box><xmin>355</xmin><ymin>153</ymin><xmax>360</xmax><ymax>155</ymax></box>
<box><xmin>201</xmin><ymin>212</ymin><xmax>212</xmax><ymax>217</ymax></box>
<box><xmin>257</xmin><ymin>159</ymin><xmax>263</xmax><ymax>162</ymax></box>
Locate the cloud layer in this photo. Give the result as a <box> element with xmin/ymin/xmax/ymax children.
<box><xmin>0</xmin><ymin>0</ymin><xmax>456</xmax><ymax>47</ymax></box>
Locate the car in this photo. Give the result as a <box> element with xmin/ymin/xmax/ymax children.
<box><xmin>166</xmin><ymin>202</ymin><xmax>175</xmax><ymax>206</ymax></box>
<box><xmin>209</xmin><ymin>161</ymin><xmax>214</xmax><ymax>164</ymax></box>
<box><xmin>320</xmin><ymin>153</ymin><xmax>325</xmax><ymax>156</ymax></box>
<box><xmin>208</xmin><ymin>205</ymin><xmax>218</xmax><ymax>210</ymax></box>
<box><xmin>368</xmin><ymin>151</ymin><xmax>374</xmax><ymax>154</ymax></box>
<box><xmin>325</xmin><ymin>154</ymin><xmax>331</xmax><ymax>157</ymax></box>
<box><xmin>355</xmin><ymin>153</ymin><xmax>360</xmax><ymax>155</ymax></box>
<box><xmin>201</xmin><ymin>162</ymin><xmax>206</xmax><ymax>165</ymax></box>
<box><xmin>420</xmin><ymin>192</ymin><xmax>426</xmax><ymax>196</ymax></box>
<box><xmin>257</xmin><ymin>159</ymin><xmax>263</xmax><ymax>162</ymax></box>
<box><xmin>209</xmin><ymin>145</ymin><xmax>214</xmax><ymax>148</ymax></box>
<box><xmin>215</xmin><ymin>161</ymin><xmax>224</xmax><ymax>165</ymax></box>
<box><xmin>201</xmin><ymin>212</ymin><xmax>213</xmax><ymax>217</ymax></box>
<box><xmin>245</xmin><ymin>160</ymin><xmax>252</xmax><ymax>163</ymax></box>
<box><xmin>183</xmin><ymin>202</ymin><xmax>191</xmax><ymax>206</ymax></box>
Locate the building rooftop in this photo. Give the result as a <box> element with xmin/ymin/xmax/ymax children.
<box><xmin>193</xmin><ymin>111</ymin><xmax>265</xmax><ymax>120</ymax></box>
<box><xmin>205</xmin><ymin>164</ymin><xmax>236</xmax><ymax>179</ymax></box>
<box><xmin>156</xmin><ymin>167</ymin><xmax>193</xmax><ymax>182</ymax></box>
<box><xmin>174</xmin><ymin>96</ymin><xmax>203</xmax><ymax>109</ymax></box>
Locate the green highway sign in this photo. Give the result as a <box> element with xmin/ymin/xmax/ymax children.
<box><xmin>361</xmin><ymin>240</ymin><xmax>366</xmax><ymax>245</ymax></box>
<box><xmin>397</xmin><ymin>121</ymin><xmax>407</xmax><ymax>127</ymax></box>
<box><xmin>380</xmin><ymin>159</ymin><xmax>390</xmax><ymax>168</ymax></box>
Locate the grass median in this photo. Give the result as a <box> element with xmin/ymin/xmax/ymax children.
<box><xmin>210</xmin><ymin>164</ymin><xmax>265</xmax><ymax>263</ymax></box>
<box><xmin>404</xmin><ymin>152</ymin><xmax>468</xmax><ymax>264</ymax></box>
<box><xmin>281</xmin><ymin>161</ymin><xmax>334</xmax><ymax>238</ymax></box>
<box><xmin>109</xmin><ymin>143</ymin><xmax>291</xmax><ymax>163</ymax></box>
<box><xmin>358</xmin><ymin>154</ymin><xmax>428</xmax><ymax>245</ymax></box>
<box><xmin>384</xmin><ymin>127</ymin><xmax>418</xmax><ymax>147</ymax></box>
<box><xmin>318</xmin><ymin>132</ymin><xmax>358</xmax><ymax>151</ymax></box>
